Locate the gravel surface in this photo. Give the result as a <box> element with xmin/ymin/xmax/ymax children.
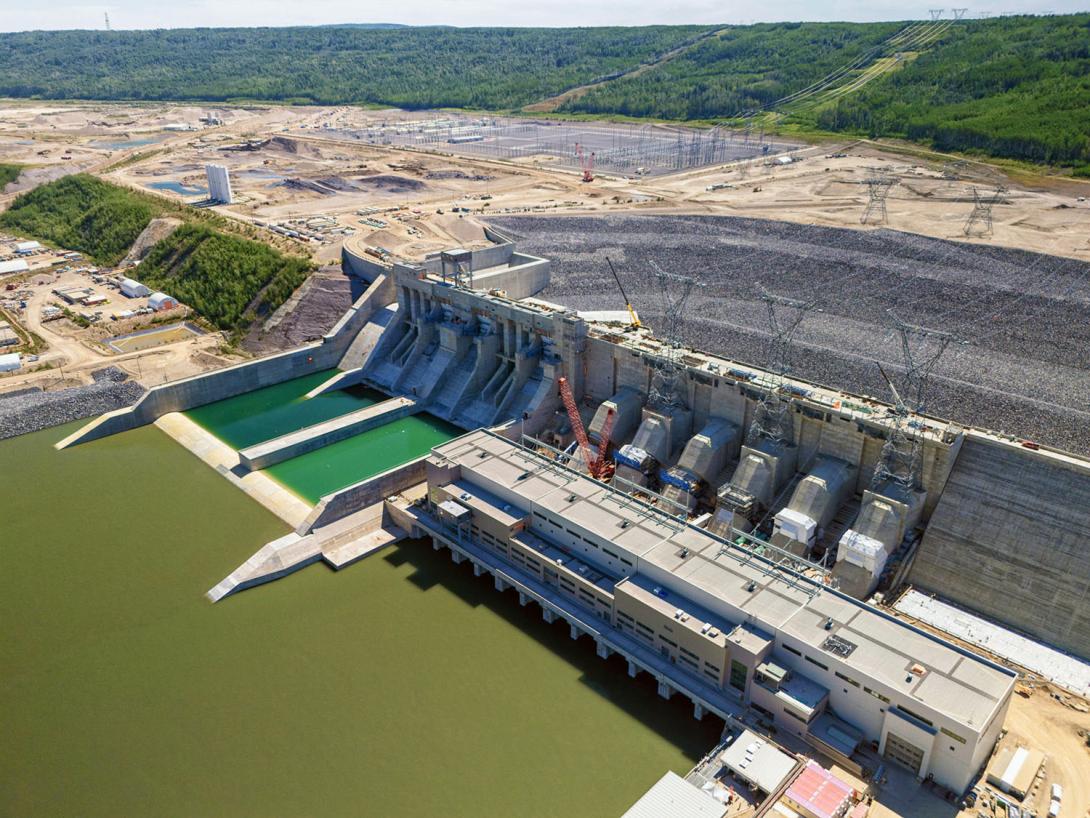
<box><xmin>0</xmin><ymin>366</ymin><xmax>145</xmax><ymax>440</ymax></box>
<box><xmin>243</xmin><ymin>270</ymin><xmax>358</xmax><ymax>354</ymax></box>
<box><xmin>493</xmin><ymin>214</ymin><xmax>1090</xmax><ymax>454</ymax></box>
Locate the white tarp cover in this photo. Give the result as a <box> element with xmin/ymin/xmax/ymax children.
<box><xmin>837</xmin><ymin>529</ymin><xmax>887</xmax><ymax>574</ymax></box>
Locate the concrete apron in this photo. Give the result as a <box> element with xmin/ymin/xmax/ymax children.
<box><xmin>154</xmin><ymin>412</ymin><xmax>313</xmax><ymax>529</ymax></box>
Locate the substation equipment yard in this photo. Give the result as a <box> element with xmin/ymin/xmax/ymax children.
<box><xmin>56</xmin><ymin>224</ymin><xmax>1090</xmax><ymax>818</ymax></box>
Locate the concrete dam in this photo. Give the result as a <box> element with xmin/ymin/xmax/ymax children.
<box><xmin>63</xmin><ymin>229</ymin><xmax>1090</xmax><ymax>665</ymax></box>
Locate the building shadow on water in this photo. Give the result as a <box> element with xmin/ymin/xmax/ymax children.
<box><xmin>384</xmin><ymin>539</ymin><xmax>724</xmax><ymax>760</ymax></box>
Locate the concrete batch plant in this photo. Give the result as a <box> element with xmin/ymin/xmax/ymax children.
<box><xmin>61</xmin><ymin>227</ymin><xmax>1090</xmax><ymax>799</ymax></box>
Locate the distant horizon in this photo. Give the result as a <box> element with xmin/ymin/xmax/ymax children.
<box><xmin>3</xmin><ymin>1</ymin><xmax>1088</xmax><ymax>34</ymax></box>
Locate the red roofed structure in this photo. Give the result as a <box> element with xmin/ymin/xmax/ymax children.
<box><xmin>782</xmin><ymin>760</ymin><xmax>854</xmax><ymax>818</ymax></box>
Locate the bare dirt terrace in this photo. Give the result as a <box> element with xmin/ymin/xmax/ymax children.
<box><xmin>492</xmin><ymin>214</ymin><xmax>1090</xmax><ymax>455</ymax></box>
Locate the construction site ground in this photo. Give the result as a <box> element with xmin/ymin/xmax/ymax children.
<box><xmin>4</xmin><ymin>100</ymin><xmax>1090</xmax><ymax>815</ymax></box>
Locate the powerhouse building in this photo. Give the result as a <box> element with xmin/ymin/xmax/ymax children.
<box><xmin>415</xmin><ymin>429</ymin><xmax>1015</xmax><ymax>794</ymax></box>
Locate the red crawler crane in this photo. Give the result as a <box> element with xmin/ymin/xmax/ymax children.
<box><xmin>557</xmin><ymin>377</ymin><xmax>614</xmax><ymax>479</ymax></box>
<box><xmin>575</xmin><ymin>143</ymin><xmax>595</xmax><ymax>183</ymax></box>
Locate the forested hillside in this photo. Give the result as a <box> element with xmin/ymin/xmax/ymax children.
<box><xmin>562</xmin><ymin>16</ymin><xmax>1090</xmax><ymax>167</ymax></box>
<box><xmin>0</xmin><ymin>176</ymin><xmax>313</xmax><ymax>334</ymax></box>
<box><xmin>0</xmin><ymin>26</ymin><xmax>708</xmax><ymax>110</ymax></box>
<box><xmin>810</xmin><ymin>15</ymin><xmax>1090</xmax><ymax>166</ymax></box>
<box><xmin>136</xmin><ymin>224</ymin><xmax>311</xmax><ymax>331</ymax></box>
<box><xmin>0</xmin><ymin>175</ymin><xmax>156</xmax><ymax>265</ymax></box>
<box><xmin>0</xmin><ymin>19</ymin><xmax>1086</xmax><ymax>166</ymax></box>
<box><xmin>558</xmin><ymin>22</ymin><xmax>903</xmax><ymax>119</ymax></box>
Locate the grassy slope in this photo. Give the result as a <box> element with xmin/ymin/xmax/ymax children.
<box><xmin>0</xmin><ymin>175</ymin><xmax>313</xmax><ymax>332</ymax></box>
<box><xmin>0</xmin><ymin>163</ymin><xmax>21</xmax><ymax>189</ymax></box>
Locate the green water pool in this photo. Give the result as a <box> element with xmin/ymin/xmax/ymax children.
<box><xmin>266</xmin><ymin>413</ymin><xmax>459</xmax><ymax>503</ymax></box>
<box><xmin>185</xmin><ymin>370</ymin><xmax>383</xmax><ymax>450</ymax></box>
<box><xmin>0</xmin><ymin>422</ymin><xmax>722</xmax><ymax>817</ymax></box>
<box><xmin>185</xmin><ymin>371</ymin><xmax>461</xmax><ymax>503</ymax></box>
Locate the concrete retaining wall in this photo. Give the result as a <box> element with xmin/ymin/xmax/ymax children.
<box><xmin>57</xmin><ymin>273</ymin><xmax>395</xmax><ymax>449</ymax></box>
<box><xmin>341</xmin><ymin>247</ymin><xmax>391</xmax><ymax>283</ymax></box>
<box><xmin>300</xmin><ymin>455</ymin><xmax>429</xmax><ymax>534</ymax></box>
<box><xmin>908</xmin><ymin>434</ymin><xmax>1090</xmax><ymax>659</ymax></box>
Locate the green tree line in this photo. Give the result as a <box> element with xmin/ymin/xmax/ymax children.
<box><xmin>0</xmin><ymin>174</ymin><xmax>155</xmax><ymax>265</ymax></box>
<box><xmin>0</xmin><ymin>26</ymin><xmax>708</xmax><ymax>110</ymax></box>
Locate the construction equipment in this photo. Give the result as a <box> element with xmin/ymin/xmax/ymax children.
<box><xmin>576</xmin><ymin>143</ymin><xmax>595</xmax><ymax>183</ymax></box>
<box><xmin>558</xmin><ymin>377</ymin><xmax>614</xmax><ymax>479</ymax></box>
<box><xmin>595</xmin><ymin>407</ymin><xmax>617</xmax><ymax>481</ymax></box>
<box><xmin>605</xmin><ymin>257</ymin><xmax>640</xmax><ymax>329</ymax></box>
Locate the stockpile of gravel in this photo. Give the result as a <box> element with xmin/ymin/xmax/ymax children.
<box><xmin>492</xmin><ymin>214</ymin><xmax>1090</xmax><ymax>453</ymax></box>
<box><xmin>0</xmin><ymin>366</ymin><xmax>145</xmax><ymax>441</ymax></box>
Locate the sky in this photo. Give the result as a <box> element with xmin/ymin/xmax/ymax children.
<box><xmin>2</xmin><ymin>0</ymin><xmax>1087</xmax><ymax>31</ymax></box>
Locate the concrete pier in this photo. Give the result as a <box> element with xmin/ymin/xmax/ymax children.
<box><xmin>628</xmin><ymin>660</ymin><xmax>639</xmax><ymax>678</ymax></box>
<box><xmin>206</xmin><ymin>501</ymin><xmax>406</xmax><ymax>602</ymax></box>
<box><xmin>238</xmin><ymin>396</ymin><xmax>420</xmax><ymax>471</ymax></box>
<box><xmin>657</xmin><ymin>679</ymin><xmax>673</xmax><ymax>700</ymax></box>
<box><xmin>569</xmin><ymin>624</ymin><xmax>580</xmax><ymax>640</ymax></box>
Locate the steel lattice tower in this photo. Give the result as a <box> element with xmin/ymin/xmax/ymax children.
<box><xmin>871</xmin><ymin>311</ymin><xmax>956</xmax><ymax>490</ymax></box>
<box><xmin>647</xmin><ymin>260</ymin><xmax>704</xmax><ymax>410</ymax></box>
<box><xmin>964</xmin><ymin>185</ymin><xmax>1007</xmax><ymax>237</ymax></box>
<box><xmin>861</xmin><ymin>168</ymin><xmax>897</xmax><ymax>225</ymax></box>
<box><xmin>747</xmin><ymin>289</ymin><xmax>815</xmax><ymax>445</ymax></box>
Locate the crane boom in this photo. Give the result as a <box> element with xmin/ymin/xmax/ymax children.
<box><xmin>606</xmin><ymin>257</ymin><xmax>640</xmax><ymax>328</ymax></box>
<box><xmin>558</xmin><ymin>377</ymin><xmax>594</xmax><ymax>472</ymax></box>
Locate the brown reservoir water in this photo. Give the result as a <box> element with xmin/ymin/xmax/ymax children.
<box><xmin>1</xmin><ymin>422</ymin><xmax>722</xmax><ymax>817</ymax></box>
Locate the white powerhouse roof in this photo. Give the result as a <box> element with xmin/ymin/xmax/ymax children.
<box><xmin>622</xmin><ymin>772</ymin><xmax>726</xmax><ymax>818</ymax></box>
<box><xmin>432</xmin><ymin>430</ymin><xmax>1016</xmax><ymax>731</ymax></box>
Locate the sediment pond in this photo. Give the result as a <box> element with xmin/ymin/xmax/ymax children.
<box><xmin>1</xmin><ymin>420</ymin><xmax>722</xmax><ymax>817</ymax></box>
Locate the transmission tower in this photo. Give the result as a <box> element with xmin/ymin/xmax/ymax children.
<box><xmin>647</xmin><ymin>260</ymin><xmax>704</xmax><ymax>410</ymax></box>
<box><xmin>747</xmin><ymin>289</ymin><xmax>815</xmax><ymax>445</ymax></box>
<box><xmin>861</xmin><ymin>168</ymin><xmax>897</xmax><ymax>225</ymax></box>
<box><xmin>952</xmin><ymin>7</ymin><xmax>968</xmax><ymax>19</ymax></box>
<box><xmin>871</xmin><ymin>311</ymin><xmax>956</xmax><ymax>490</ymax></box>
<box><xmin>104</xmin><ymin>12</ymin><xmax>111</xmax><ymax>30</ymax></box>
<box><xmin>929</xmin><ymin>9</ymin><xmax>945</xmax><ymax>20</ymax></box>
<box><xmin>963</xmin><ymin>185</ymin><xmax>1007</xmax><ymax>237</ymax></box>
